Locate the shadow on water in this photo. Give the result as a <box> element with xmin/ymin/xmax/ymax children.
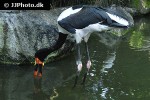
<box><xmin>0</xmin><ymin>16</ymin><xmax>150</xmax><ymax>100</ymax></box>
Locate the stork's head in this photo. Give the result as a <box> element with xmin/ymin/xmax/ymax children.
<box><xmin>34</xmin><ymin>33</ymin><xmax>68</xmax><ymax>77</ymax></box>
<box><xmin>34</xmin><ymin>48</ymin><xmax>47</xmax><ymax>66</ymax></box>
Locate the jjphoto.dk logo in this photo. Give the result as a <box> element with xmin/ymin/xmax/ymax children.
<box><xmin>4</xmin><ymin>2</ymin><xmax>44</xmax><ymax>8</ymax></box>
<box><xmin>4</xmin><ymin>3</ymin><xmax>9</xmax><ymax>8</ymax></box>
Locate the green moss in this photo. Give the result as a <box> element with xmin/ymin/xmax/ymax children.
<box><xmin>0</xmin><ymin>19</ymin><xmax>4</xmax><ymax>36</ymax></box>
<box><xmin>0</xmin><ymin>54</ymin><xmax>34</xmax><ymax>65</ymax></box>
<box><xmin>132</xmin><ymin>0</ymin><xmax>140</xmax><ymax>8</ymax></box>
<box><xmin>1</xmin><ymin>22</ymin><xmax>8</xmax><ymax>54</ymax></box>
<box><xmin>145</xmin><ymin>0</ymin><xmax>150</xmax><ymax>7</ymax></box>
<box><xmin>138</xmin><ymin>0</ymin><xmax>150</xmax><ymax>8</ymax></box>
<box><xmin>129</xmin><ymin>31</ymin><xmax>144</xmax><ymax>49</ymax></box>
<box><xmin>0</xmin><ymin>20</ymin><xmax>4</xmax><ymax>55</ymax></box>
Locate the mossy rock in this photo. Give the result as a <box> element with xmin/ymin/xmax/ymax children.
<box><xmin>131</xmin><ymin>0</ymin><xmax>150</xmax><ymax>14</ymax></box>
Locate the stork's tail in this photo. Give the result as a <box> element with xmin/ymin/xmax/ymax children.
<box><xmin>105</xmin><ymin>5</ymin><xmax>134</xmax><ymax>27</ymax></box>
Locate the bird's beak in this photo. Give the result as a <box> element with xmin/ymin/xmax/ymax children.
<box><xmin>34</xmin><ymin>57</ymin><xmax>44</xmax><ymax>77</ymax></box>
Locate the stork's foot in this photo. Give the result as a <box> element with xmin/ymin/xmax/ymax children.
<box><xmin>73</xmin><ymin>75</ymin><xmax>79</xmax><ymax>88</ymax></box>
<box><xmin>81</xmin><ymin>72</ymin><xmax>87</xmax><ymax>85</ymax></box>
<box><xmin>73</xmin><ymin>60</ymin><xmax>92</xmax><ymax>87</ymax></box>
<box><xmin>73</xmin><ymin>63</ymin><xmax>82</xmax><ymax>88</ymax></box>
<box><xmin>81</xmin><ymin>60</ymin><xmax>91</xmax><ymax>85</ymax></box>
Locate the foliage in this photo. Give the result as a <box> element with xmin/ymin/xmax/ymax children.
<box><xmin>129</xmin><ymin>31</ymin><xmax>144</xmax><ymax>48</ymax></box>
<box><xmin>131</xmin><ymin>0</ymin><xmax>139</xmax><ymax>8</ymax></box>
<box><xmin>0</xmin><ymin>19</ymin><xmax>3</xmax><ymax>33</ymax></box>
<box><xmin>128</xmin><ymin>20</ymin><xmax>148</xmax><ymax>49</ymax></box>
<box><xmin>144</xmin><ymin>0</ymin><xmax>150</xmax><ymax>8</ymax></box>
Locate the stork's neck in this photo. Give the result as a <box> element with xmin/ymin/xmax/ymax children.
<box><xmin>52</xmin><ymin>32</ymin><xmax>68</xmax><ymax>50</ymax></box>
<box><xmin>35</xmin><ymin>32</ymin><xmax>68</xmax><ymax>62</ymax></box>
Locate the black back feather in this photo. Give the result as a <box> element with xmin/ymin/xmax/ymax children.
<box><xmin>58</xmin><ymin>6</ymin><xmax>112</xmax><ymax>33</ymax></box>
<box><xmin>58</xmin><ymin>5</ymin><xmax>133</xmax><ymax>34</ymax></box>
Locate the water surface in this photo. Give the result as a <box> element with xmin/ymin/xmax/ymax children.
<box><xmin>0</xmin><ymin>16</ymin><xmax>150</xmax><ymax>100</ymax></box>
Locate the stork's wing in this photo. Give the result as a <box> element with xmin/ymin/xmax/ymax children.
<box><xmin>58</xmin><ymin>6</ymin><xmax>129</xmax><ymax>34</ymax></box>
<box><xmin>58</xmin><ymin>7</ymin><xmax>111</xmax><ymax>33</ymax></box>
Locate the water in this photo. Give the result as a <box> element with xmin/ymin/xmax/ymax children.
<box><xmin>0</xmin><ymin>16</ymin><xmax>150</xmax><ymax>100</ymax></box>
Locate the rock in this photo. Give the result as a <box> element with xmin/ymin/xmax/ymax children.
<box><xmin>0</xmin><ymin>8</ymin><xmax>74</xmax><ymax>65</ymax></box>
<box><xmin>139</xmin><ymin>0</ymin><xmax>150</xmax><ymax>14</ymax></box>
<box><xmin>127</xmin><ymin>0</ymin><xmax>150</xmax><ymax>15</ymax></box>
<box><xmin>96</xmin><ymin>0</ymin><xmax>150</xmax><ymax>15</ymax></box>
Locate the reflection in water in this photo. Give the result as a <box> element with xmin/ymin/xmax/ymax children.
<box><xmin>88</xmin><ymin>31</ymin><xmax>121</xmax><ymax>100</ymax></box>
<box><xmin>32</xmin><ymin>67</ymin><xmax>64</xmax><ymax>100</ymax></box>
<box><xmin>100</xmin><ymin>51</ymin><xmax>116</xmax><ymax>99</ymax></box>
<box><xmin>89</xmin><ymin>50</ymin><xmax>117</xmax><ymax>100</ymax></box>
<box><xmin>50</xmin><ymin>88</ymin><xmax>59</xmax><ymax>100</ymax></box>
<box><xmin>33</xmin><ymin>77</ymin><xmax>59</xmax><ymax>100</ymax></box>
<box><xmin>101</xmin><ymin>51</ymin><xmax>116</xmax><ymax>73</ymax></box>
<box><xmin>34</xmin><ymin>78</ymin><xmax>42</xmax><ymax>93</ymax></box>
<box><xmin>98</xmin><ymin>32</ymin><xmax>120</xmax><ymax>99</ymax></box>
<box><xmin>88</xmin><ymin>16</ymin><xmax>150</xmax><ymax>100</ymax></box>
<box><xmin>129</xmin><ymin>17</ymin><xmax>150</xmax><ymax>50</ymax></box>
<box><xmin>33</xmin><ymin>77</ymin><xmax>44</xmax><ymax>100</ymax></box>
<box><xmin>101</xmin><ymin>87</ymin><xmax>108</xmax><ymax>99</ymax></box>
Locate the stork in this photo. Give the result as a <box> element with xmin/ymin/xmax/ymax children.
<box><xmin>34</xmin><ymin>5</ymin><xmax>133</xmax><ymax>87</ymax></box>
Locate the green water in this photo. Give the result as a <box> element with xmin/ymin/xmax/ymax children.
<box><xmin>0</xmin><ymin>16</ymin><xmax>150</xmax><ymax>100</ymax></box>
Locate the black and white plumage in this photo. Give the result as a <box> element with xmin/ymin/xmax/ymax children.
<box><xmin>57</xmin><ymin>5</ymin><xmax>132</xmax><ymax>43</ymax></box>
<box><xmin>34</xmin><ymin>5</ymin><xmax>134</xmax><ymax>85</ymax></box>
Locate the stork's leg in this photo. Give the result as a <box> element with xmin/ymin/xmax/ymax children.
<box><xmin>81</xmin><ymin>42</ymin><xmax>91</xmax><ymax>85</ymax></box>
<box><xmin>73</xmin><ymin>43</ymin><xmax>83</xmax><ymax>88</ymax></box>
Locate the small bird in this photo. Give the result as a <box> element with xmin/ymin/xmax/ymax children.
<box><xmin>34</xmin><ymin>5</ymin><xmax>133</xmax><ymax>87</ymax></box>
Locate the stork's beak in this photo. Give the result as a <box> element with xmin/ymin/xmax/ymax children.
<box><xmin>34</xmin><ymin>58</ymin><xmax>44</xmax><ymax>77</ymax></box>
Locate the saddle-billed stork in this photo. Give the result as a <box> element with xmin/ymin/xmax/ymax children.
<box><xmin>34</xmin><ymin>5</ymin><xmax>133</xmax><ymax>87</ymax></box>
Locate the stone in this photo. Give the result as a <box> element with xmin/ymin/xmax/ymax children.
<box><xmin>0</xmin><ymin>8</ymin><xmax>74</xmax><ymax>65</ymax></box>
